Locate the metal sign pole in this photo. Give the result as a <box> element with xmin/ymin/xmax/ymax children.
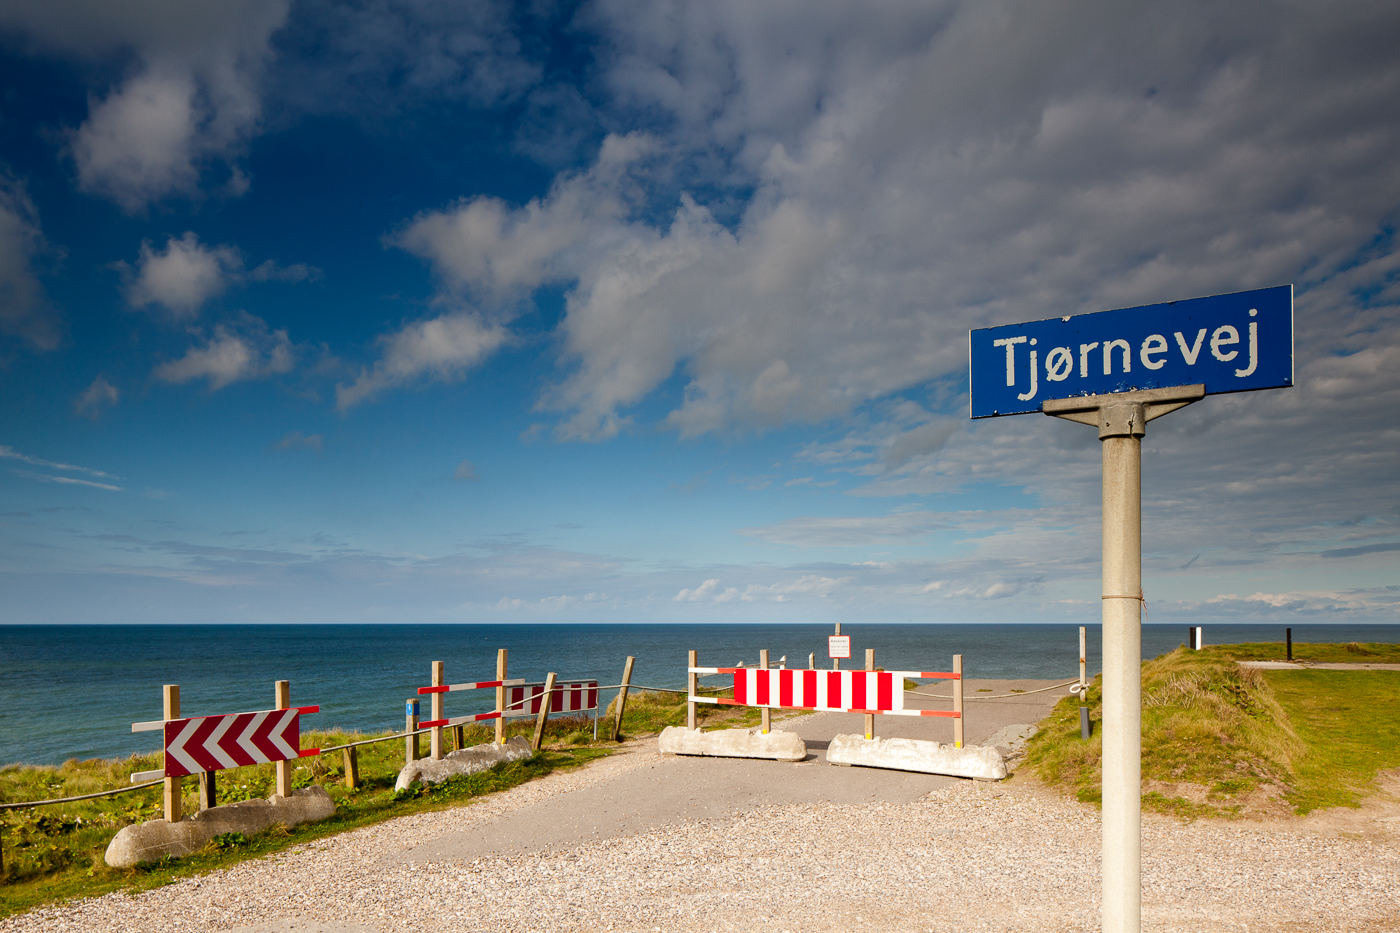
<box><xmin>970</xmin><ymin>285</ymin><xmax>1292</xmax><ymax>933</ymax></box>
<box><xmin>1045</xmin><ymin>385</ymin><xmax>1202</xmax><ymax>933</ymax></box>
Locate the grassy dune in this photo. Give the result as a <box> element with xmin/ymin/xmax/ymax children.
<box><xmin>1025</xmin><ymin>644</ymin><xmax>1400</xmax><ymax>818</ymax></box>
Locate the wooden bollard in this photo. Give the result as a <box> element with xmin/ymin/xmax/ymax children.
<box><xmin>274</xmin><ymin>681</ymin><xmax>292</xmax><ymax>798</ymax></box>
<box><xmin>405</xmin><ymin>698</ymin><xmax>420</xmax><ymax>764</ymax></box>
<box><xmin>495</xmin><ymin>649</ymin><xmax>508</xmax><ymax>745</ymax></box>
<box><xmin>531</xmin><ymin>672</ymin><xmax>557</xmax><ymax>750</ymax></box>
<box><xmin>343</xmin><ymin>747</ymin><xmax>359</xmax><ymax>789</ymax></box>
<box><xmin>953</xmin><ymin>654</ymin><xmax>964</xmax><ymax>749</ymax></box>
<box><xmin>865</xmin><ymin>649</ymin><xmax>876</xmax><ymax>740</ymax></box>
<box><xmin>430</xmin><ymin>661</ymin><xmax>445</xmax><ymax>760</ymax></box>
<box><xmin>453</xmin><ymin>725</ymin><xmax>465</xmax><ymax>752</ymax></box>
<box><xmin>163</xmin><ymin>685</ymin><xmax>181</xmax><ymax>822</ymax></box>
<box><xmin>760</xmin><ymin>649</ymin><xmax>771</xmax><ymax>734</ymax></box>
<box><xmin>686</xmin><ymin>650</ymin><xmax>697</xmax><ymax>730</ymax></box>
<box><xmin>198</xmin><ymin>770</ymin><xmax>216</xmax><ymax>811</ymax></box>
<box><xmin>611</xmin><ymin>656</ymin><xmax>635</xmax><ymax>741</ymax></box>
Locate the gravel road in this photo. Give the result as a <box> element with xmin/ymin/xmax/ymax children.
<box><xmin>5</xmin><ymin>683</ymin><xmax>1397</xmax><ymax>933</ymax></box>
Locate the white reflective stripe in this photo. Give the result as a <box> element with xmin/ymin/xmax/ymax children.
<box><xmin>131</xmin><ymin>719</ymin><xmax>166</xmax><ymax>733</ymax></box>
<box><xmin>688</xmin><ymin>696</ymin><xmax>719</xmax><ymax>704</ymax></box>
<box><xmin>130</xmin><ymin>768</ymin><xmax>164</xmax><ymax>783</ymax></box>
<box><xmin>687</xmin><ymin>667</ymin><xmax>722</xmax><ymax>674</ymax></box>
<box><xmin>238</xmin><ymin>710</ymin><xmax>272</xmax><ymax>763</ymax></box>
<box><xmin>269</xmin><ymin>710</ymin><xmax>299</xmax><ymax>760</ymax></box>
<box><xmin>205</xmin><ymin>714</ymin><xmax>239</xmax><ymax>770</ymax></box>
<box><xmin>165</xmin><ymin>718</ymin><xmax>203</xmax><ymax>775</ymax></box>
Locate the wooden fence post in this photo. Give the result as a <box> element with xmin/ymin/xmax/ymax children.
<box><xmin>531</xmin><ymin>673</ymin><xmax>557</xmax><ymax>750</ymax></box>
<box><xmin>430</xmin><ymin>660</ymin><xmax>445</xmax><ymax>760</ymax></box>
<box><xmin>687</xmin><ymin>650</ymin><xmax>697</xmax><ymax>730</ymax></box>
<box><xmin>495</xmin><ymin>649</ymin><xmax>508</xmax><ymax>745</ymax></box>
<box><xmin>343</xmin><ymin>747</ymin><xmax>359</xmax><ymax>788</ymax></box>
<box><xmin>865</xmin><ymin>648</ymin><xmax>875</xmax><ymax>740</ymax></box>
<box><xmin>953</xmin><ymin>654</ymin><xmax>964</xmax><ymax>749</ymax></box>
<box><xmin>453</xmin><ymin>724</ymin><xmax>465</xmax><ymax>752</ymax></box>
<box><xmin>611</xmin><ymin>656</ymin><xmax>635</xmax><ymax>741</ymax></box>
<box><xmin>163</xmin><ymin>684</ymin><xmax>181</xmax><ymax>823</ymax></box>
<box><xmin>274</xmin><ymin>681</ymin><xmax>292</xmax><ymax>798</ymax></box>
<box><xmin>405</xmin><ymin>698</ymin><xmax>420</xmax><ymax>764</ymax></box>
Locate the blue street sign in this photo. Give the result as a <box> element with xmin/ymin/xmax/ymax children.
<box><xmin>969</xmin><ymin>285</ymin><xmax>1293</xmax><ymax>418</ymax></box>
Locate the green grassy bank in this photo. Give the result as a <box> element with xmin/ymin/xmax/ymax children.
<box><xmin>1025</xmin><ymin>643</ymin><xmax>1400</xmax><ymax>819</ymax></box>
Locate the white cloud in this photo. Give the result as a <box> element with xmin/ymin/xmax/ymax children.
<box><xmin>0</xmin><ymin>0</ymin><xmax>293</xmax><ymax>210</ymax></box>
<box><xmin>379</xmin><ymin>2</ymin><xmax>1400</xmax><ymax>450</ymax></box>
<box><xmin>73</xmin><ymin>375</ymin><xmax>119</xmax><ymax>420</ymax></box>
<box><xmin>674</xmin><ymin>578</ymin><xmax>721</xmax><ymax>602</ymax></box>
<box><xmin>273</xmin><ymin>431</ymin><xmax>321</xmax><ymax>452</ymax></box>
<box><xmin>0</xmin><ymin>176</ymin><xmax>62</xmax><ymax>351</ymax></box>
<box><xmin>739</xmin><ymin>510</ymin><xmax>945</xmax><ymax>547</ymax></box>
<box><xmin>453</xmin><ymin>459</ymin><xmax>480</xmax><ymax>481</ymax></box>
<box><xmin>116</xmin><ymin>232</ymin><xmax>320</xmax><ymax>319</ymax></box>
<box><xmin>335</xmin><ymin>311</ymin><xmax>510</xmax><ymax>410</ymax></box>
<box><xmin>154</xmin><ymin>313</ymin><xmax>293</xmax><ymax>390</ymax></box>
<box><xmin>121</xmin><ymin>232</ymin><xmax>239</xmax><ymax>318</ymax></box>
<box><xmin>0</xmin><ymin>445</ymin><xmax>120</xmax><ymax>480</ymax></box>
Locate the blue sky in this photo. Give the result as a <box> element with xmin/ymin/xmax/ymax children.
<box><xmin>1</xmin><ymin>1</ymin><xmax>1397</xmax><ymax>627</ymax></box>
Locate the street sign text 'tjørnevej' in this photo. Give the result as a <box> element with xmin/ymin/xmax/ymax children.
<box><xmin>969</xmin><ymin>285</ymin><xmax>1293</xmax><ymax>418</ymax></box>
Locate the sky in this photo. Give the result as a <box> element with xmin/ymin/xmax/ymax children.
<box><xmin>0</xmin><ymin>0</ymin><xmax>1397</xmax><ymax>628</ymax></box>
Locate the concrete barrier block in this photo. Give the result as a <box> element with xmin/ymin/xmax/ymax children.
<box><xmin>104</xmin><ymin>785</ymin><xmax>336</xmax><ymax>868</ymax></box>
<box><xmin>826</xmin><ymin>734</ymin><xmax>1007</xmax><ymax>781</ymax></box>
<box><xmin>658</xmin><ymin>726</ymin><xmax>806</xmax><ymax>761</ymax></box>
<box><xmin>395</xmin><ymin>735</ymin><xmax>534</xmax><ymax>792</ymax></box>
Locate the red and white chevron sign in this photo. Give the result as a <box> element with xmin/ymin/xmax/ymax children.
<box><xmin>161</xmin><ymin>706</ymin><xmax>321</xmax><ymax>778</ymax></box>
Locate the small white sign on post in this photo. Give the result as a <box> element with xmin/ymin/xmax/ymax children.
<box><xmin>828</xmin><ymin>635</ymin><xmax>851</xmax><ymax>659</ymax></box>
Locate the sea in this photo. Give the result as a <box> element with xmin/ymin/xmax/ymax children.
<box><xmin>3</xmin><ymin>622</ymin><xmax>1397</xmax><ymax>767</ymax></box>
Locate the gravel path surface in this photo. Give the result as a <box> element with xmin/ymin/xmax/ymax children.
<box><xmin>5</xmin><ymin>742</ymin><xmax>1398</xmax><ymax>933</ymax></box>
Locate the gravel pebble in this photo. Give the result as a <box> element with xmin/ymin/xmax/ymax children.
<box><xmin>5</xmin><ymin>748</ymin><xmax>1397</xmax><ymax>933</ymax></box>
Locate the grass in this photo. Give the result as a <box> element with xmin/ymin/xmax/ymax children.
<box><xmin>1024</xmin><ymin>643</ymin><xmax>1400</xmax><ymax>820</ymax></box>
<box><xmin>0</xmin><ymin>693</ymin><xmax>701</xmax><ymax>918</ymax></box>
<box><xmin>1025</xmin><ymin>646</ymin><xmax>1304</xmax><ymax>817</ymax></box>
<box><xmin>1265</xmin><ymin>670</ymin><xmax>1400</xmax><ymax>813</ymax></box>
<box><xmin>1211</xmin><ymin>641</ymin><xmax>1400</xmax><ymax>663</ymax></box>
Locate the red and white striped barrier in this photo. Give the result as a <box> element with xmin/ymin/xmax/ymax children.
<box><xmin>417</xmin><ymin>677</ymin><xmax>525</xmax><ymax>695</ymax></box>
<box><xmin>688</xmin><ymin>667</ymin><xmax>961</xmax><ymax>719</ymax></box>
<box><xmin>503</xmin><ymin>681</ymin><xmax>599</xmax><ymax>718</ymax></box>
<box><xmin>415</xmin><ymin>676</ymin><xmax>526</xmax><ymax>728</ymax></box>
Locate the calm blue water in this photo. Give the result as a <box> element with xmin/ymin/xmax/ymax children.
<box><xmin>3</xmin><ymin>622</ymin><xmax>1396</xmax><ymax>766</ymax></box>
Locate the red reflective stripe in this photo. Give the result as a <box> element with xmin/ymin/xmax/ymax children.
<box><xmin>827</xmin><ymin>671</ymin><xmax>842</xmax><ymax>708</ymax></box>
<box><xmin>419</xmin><ymin>718</ymin><xmax>447</xmax><ymax>728</ymax></box>
<box><xmin>296</xmin><ymin>705</ymin><xmax>320</xmax><ymax>715</ymax></box>
<box><xmin>778</xmin><ymin>670</ymin><xmax>793</xmax><ymax>707</ymax></box>
<box><xmin>715</xmin><ymin>667</ymin><xmax>743</xmax><ymax>674</ymax></box>
<box><xmin>920</xmin><ymin>672</ymin><xmax>960</xmax><ymax>680</ymax></box>
<box><xmin>717</xmin><ymin>698</ymin><xmax>742</xmax><ymax>706</ymax></box>
<box><xmin>299</xmin><ymin>748</ymin><xmax>320</xmax><ymax>757</ymax></box>
<box><xmin>418</xmin><ymin>686</ymin><xmax>450</xmax><ymax>694</ymax></box>
<box><xmin>918</xmin><ymin>710</ymin><xmax>961</xmax><ymax>718</ymax></box>
<box><xmin>756</xmin><ymin>670</ymin><xmax>770</xmax><ymax>706</ymax></box>
<box><xmin>878</xmin><ymin>672</ymin><xmax>893</xmax><ymax>711</ymax></box>
<box><xmin>802</xmin><ymin>670</ymin><xmax>817</xmax><ymax>708</ymax></box>
<box><xmin>733</xmin><ymin>671</ymin><xmax>747</xmax><ymax>706</ymax></box>
<box><xmin>851</xmin><ymin>672</ymin><xmax>866</xmax><ymax>710</ymax></box>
